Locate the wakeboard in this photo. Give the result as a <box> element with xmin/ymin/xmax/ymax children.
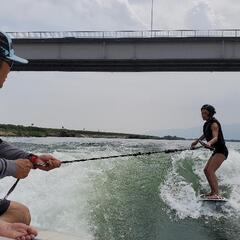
<box><xmin>198</xmin><ymin>194</ymin><xmax>228</xmax><ymax>202</ymax></box>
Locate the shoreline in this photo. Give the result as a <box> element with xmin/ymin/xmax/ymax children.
<box><xmin>0</xmin><ymin>124</ymin><xmax>185</xmax><ymax>141</ymax></box>
<box><xmin>1</xmin><ymin>124</ymin><xmax>239</xmax><ymax>142</ymax></box>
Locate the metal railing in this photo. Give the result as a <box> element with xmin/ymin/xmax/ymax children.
<box><xmin>7</xmin><ymin>29</ymin><xmax>240</xmax><ymax>39</ymax></box>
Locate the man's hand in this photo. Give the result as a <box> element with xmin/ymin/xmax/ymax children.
<box><xmin>15</xmin><ymin>159</ymin><xmax>33</xmax><ymax>179</ymax></box>
<box><xmin>35</xmin><ymin>155</ymin><xmax>61</xmax><ymax>171</ymax></box>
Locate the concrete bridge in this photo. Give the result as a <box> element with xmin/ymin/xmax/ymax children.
<box><xmin>9</xmin><ymin>30</ymin><xmax>240</xmax><ymax>72</ymax></box>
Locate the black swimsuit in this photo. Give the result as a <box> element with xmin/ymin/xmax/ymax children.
<box><xmin>0</xmin><ymin>199</ymin><xmax>10</xmax><ymax>215</ymax></box>
<box><xmin>203</xmin><ymin>118</ymin><xmax>228</xmax><ymax>159</ymax></box>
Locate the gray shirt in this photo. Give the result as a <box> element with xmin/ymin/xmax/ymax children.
<box><xmin>0</xmin><ymin>139</ymin><xmax>30</xmax><ymax>178</ymax></box>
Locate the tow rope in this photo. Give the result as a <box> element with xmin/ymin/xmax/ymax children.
<box><xmin>2</xmin><ymin>143</ymin><xmax>214</xmax><ymax>200</ymax></box>
<box><xmin>60</xmin><ymin>146</ymin><xmax>203</xmax><ymax>164</ymax></box>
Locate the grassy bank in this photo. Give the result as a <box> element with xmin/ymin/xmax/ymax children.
<box><xmin>0</xmin><ymin>124</ymin><xmax>185</xmax><ymax>140</ymax></box>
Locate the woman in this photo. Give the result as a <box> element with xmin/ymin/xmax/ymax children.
<box><xmin>191</xmin><ymin>104</ymin><xmax>228</xmax><ymax>200</ymax></box>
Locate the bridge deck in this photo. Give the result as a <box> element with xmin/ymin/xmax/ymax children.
<box><xmin>8</xmin><ymin>30</ymin><xmax>240</xmax><ymax>72</ymax></box>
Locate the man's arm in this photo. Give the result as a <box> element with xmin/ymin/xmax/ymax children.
<box><xmin>0</xmin><ymin>158</ymin><xmax>17</xmax><ymax>178</ymax></box>
<box><xmin>0</xmin><ymin>140</ymin><xmax>30</xmax><ymax>160</ymax></box>
<box><xmin>0</xmin><ymin>140</ymin><xmax>61</xmax><ymax>177</ymax></box>
<box><xmin>0</xmin><ymin>158</ymin><xmax>33</xmax><ymax>179</ymax></box>
<box><xmin>0</xmin><ymin>140</ymin><xmax>33</xmax><ymax>179</ymax></box>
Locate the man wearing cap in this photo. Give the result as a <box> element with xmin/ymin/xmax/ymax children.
<box><xmin>0</xmin><ymin>31</ymin><xmax>61</xmax><ymax>239</ymax></box>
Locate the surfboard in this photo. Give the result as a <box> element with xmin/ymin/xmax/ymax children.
<box><xmin>198</xmin><ymin>195</ymin><xmax>228</xmax><ymax>202</ymax></box>
<box><xmin>0</xmin><ymin>229</ymin><xmax>80</xmax><ymax>240</ymax></box>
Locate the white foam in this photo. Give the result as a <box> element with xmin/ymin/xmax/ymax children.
<box><xmin>0</xmin><ymin>150</ymin><xmax>95</xmax><ymax>239</ymax></box>
<box><xmin>160</xmin><ymin>148</ymin><xmax>240</xmax><ymax>219</ymax></box>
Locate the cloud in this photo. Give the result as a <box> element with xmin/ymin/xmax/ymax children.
<box><xmin>129</xmin><ymin>0</ymin><xmax>240</xmax><ymax>30</ymax></box>
<box><xmin>184</xmin><ymin>2</ymin><xmax>214</xmax><ymax>29</ymax></box>
<box><xmin>1</xmin><ymin>0</ymin><xmax>240</xmax><ymax>133</ymax></box>
<box><xmin>0</xmin><ymin>0</ymin><xmax>144</xmax><ymax>31</ymax></box>
<box><xmin>2</xmin><ymin>0</ymin><xmax>240</xmax><ymax>31</ymax></box>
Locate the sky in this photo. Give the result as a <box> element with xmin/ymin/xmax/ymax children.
<box><xmin>1</xmin><ymin>0</ymin><xmax>240</xmax><ymax>134</ymax></box>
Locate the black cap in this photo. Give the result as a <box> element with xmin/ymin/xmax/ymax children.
<box><xmin>0</xmin><ymin>31</ymin><xmax>28</xmax><ymax>64</ymax></box>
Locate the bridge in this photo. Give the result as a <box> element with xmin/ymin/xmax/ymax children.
<box><xmin>8</xmin><ymin>30</ymin><xmax>240</xmax><ymax>72</ymax></box>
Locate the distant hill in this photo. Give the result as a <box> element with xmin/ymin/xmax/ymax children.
<box><xmin>148</xmin><ymin>123</ymin><xmax>240</xmax><ymax>141</ymax></box>
<box><xmin>0</xmin><ymin>124</ymin><xmax>184</xmax><ymax>140</ymax></box>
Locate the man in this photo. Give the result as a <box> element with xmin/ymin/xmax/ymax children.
<box><xmin>0</xmin><ymin>31</ymin><xmax>61</xmax><ymax>239</ymax></box>
<box><xmin>191</xmin><ymin>104</ymin><xmax>228</xmax><ymax>199</ymax></box>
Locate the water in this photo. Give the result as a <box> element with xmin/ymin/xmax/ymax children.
<box><xmin>0</xmin><ymin>137</ymin><xmax>239</xmax><ymax>240</ymax></box>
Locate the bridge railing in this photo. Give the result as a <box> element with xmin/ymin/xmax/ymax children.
<box><xmin>7</xmin><ymin>30</ymin><xmax>240</xmax><ymax>39</ymax></box>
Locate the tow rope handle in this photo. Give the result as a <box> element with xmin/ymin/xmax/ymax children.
<box><xmin>198</xmin><ymin>140</ymin><xmax>215</xmax><ymax>151</ymax></box>
<box><xmin>29</xmin><ymin>154</ymin><xmax>50</xmax><ymax>169</ymax></box>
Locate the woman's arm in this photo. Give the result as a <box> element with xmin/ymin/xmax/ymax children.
<box><xmin>192</xmin><ymin>134</ymin><xmax>205</xmax><ymax>144</ymax></box>
<box><xmin>198</xmin><ymin>134</ymin><xmax>205</xmax><ymax>141</ymax></box>
<box><xmin>191</xmin><ymin>134</ymin><xmax>205</xmax><ymax>148</ymax></box>
<box><xmin>208</xmin><ymin>123</ymin><xmax>219</xmax><ymax>146</ymax></box>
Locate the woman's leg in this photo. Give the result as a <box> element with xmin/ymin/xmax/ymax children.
<box><xmin>203</xmin><ymin>156</ymin><xmax>214</xmax><ymax>196</ymax></box>
<box><xmin>204</xmin><ymin>153</ymin><xmax>226</xmax><ymax>197</ymax></box>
